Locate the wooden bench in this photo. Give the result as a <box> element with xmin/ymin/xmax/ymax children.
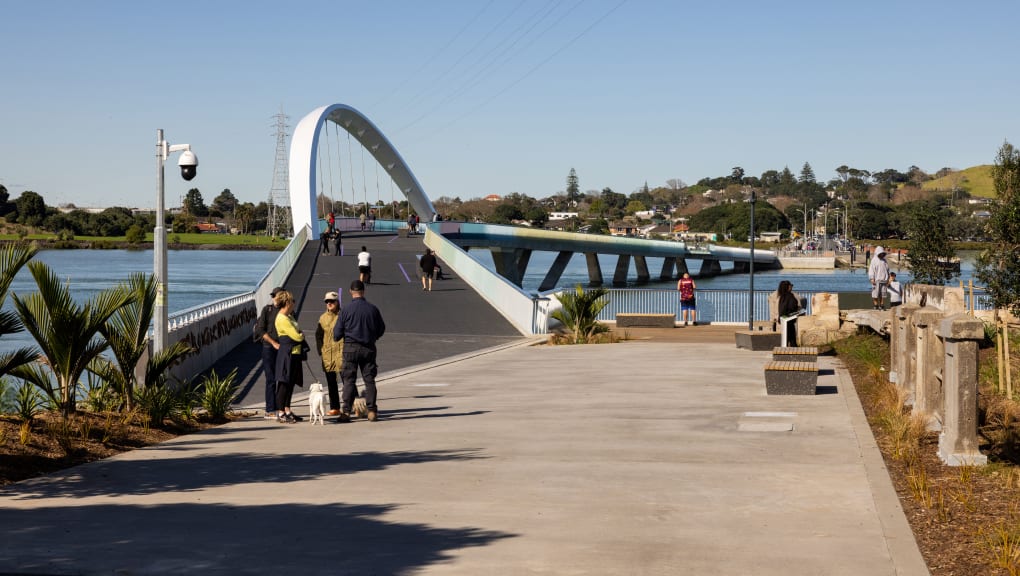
<box><xmin>615</xmin><ymin>313</ymin><xmax>675</xmax><ymax>328</ymax></box>
<box><xmin>772</xmin><ymin>346</ymin><xmax>818</xmax><ymax>363</ymax></box>
<box><xmin>763</xmin><ymin>361</ymin><xmax>818</xmax><ymax>395</ymax></box>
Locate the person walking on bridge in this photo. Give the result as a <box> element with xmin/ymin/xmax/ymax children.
<box><xmin>419</xmin><ymin>248</ymin><xmax>437</xmax><ymax>292</ymax></box>
<box><xmin>333</xmin><ymin>280</ymin><xmax>386</xmax><ymax>422</ymax></box>
<box><xmin>357</xmin><ymin>246</ymin><xmax>372</xmax><ymax>284</ymax></box>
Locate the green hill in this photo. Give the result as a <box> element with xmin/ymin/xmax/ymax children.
<box><xmin>922</xmin><ymin>165</ymin><xmax>995</xmax><ymax>198</ymax></box>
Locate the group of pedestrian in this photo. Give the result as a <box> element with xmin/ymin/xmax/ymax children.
<box><xmin>256</xmin><ymin>278</ymin><xmax>386</xmax><ymax>424</ymax></box>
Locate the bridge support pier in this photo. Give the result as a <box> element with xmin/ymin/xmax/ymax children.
<box><xmin>539</xmin><ymin>251</ymin><xmax>574</xmax><ymax>291</ymax></box>
<box><xmin>699</xmin><ymin>258</ymin><xmax>722</xmax><ymax>277</ymax></box>
<box><xmin>733</xmin><ymin>261</ymin><xmax>749</xmax><ymax>274</ymax></box>
<box><xmin>490</xmin><ymin>247</ymin><xmax>532</xmax><ymax>287</ymax></box>
<box><xmin>659</xmin><ymin>257</ymin><xmax>675</xmax><ymax>280</ymax></box>
<box><xmin>613</xmin><ymin>255</ymin><xmax>631</xmax><ymax>287</ymax></box>
<box><xmin>634</xmin><ymin>256</ymin><xmax>650</xmax><ymax>283</ymax></box>
<box><xmin>585</xmin><ymin>253</ymin><xmax>603</xmax><ymax>286</ymax></box>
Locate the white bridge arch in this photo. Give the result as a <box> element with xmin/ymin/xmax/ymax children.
<box><xmin>289</xmin><ymin>104</ymin><xmax>436</xmax><ymax>239</ymax></box>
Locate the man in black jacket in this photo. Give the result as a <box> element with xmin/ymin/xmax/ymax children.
<box><xmin>332</xmin><ymin>280</ymin><xmax>386</xmax><ymax>422</ymax></box>
<box><xmin>255</xmin><ymin>287</ymin><xmax>284</xmax><ymax>419</ymax></box>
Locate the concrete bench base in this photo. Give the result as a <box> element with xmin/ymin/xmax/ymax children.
<box><xmin>764</xmin><ymin>361</ymin><xmax>818</xmax><ymax>395</ymax></box>
<box><xmin>772</xmin><ymin>346</ymin><xmax>819</xmax><ymax>363</ymax></box>
<box><xmin>735</xmin><ymin>331</ymin><xmax>781</xmax><ymax>351</ymax></box>
<box><xmin>616</xmin><ymin>313</ymin><xmax>675</xmax><ymax>328</ymax></box>
<box><xmin>398</xmin><ymin>228</ymin><xmax>410</xmax><ymax>238</ymax></box>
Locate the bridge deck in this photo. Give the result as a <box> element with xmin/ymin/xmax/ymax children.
<box><xmin>212</xmin><ymin>232</ymin><xmax>524</xmax><ymax>408</ymax></box>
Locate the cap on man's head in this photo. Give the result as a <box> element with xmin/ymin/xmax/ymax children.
<box><xmin>270</xmin><ymin>286</ymin><xmax>285</xmax><ymax>297</ymax></box>
<box><xmin>350</xmin><ymin>280</ymin><xmax>365</xmax><ymax>292</ymax></box>
<box><xmin>324</xmin><ymin>291</ymin><xmax>338</xmax><ymax>301</ymax></box>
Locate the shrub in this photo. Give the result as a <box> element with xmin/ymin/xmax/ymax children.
<box><xmin>550</xmin><ymin>285</ymin><xmax>610</xmax><ymax>344</ymax></box>
<box><xmin>125</xmin><ymin>224</ymin><xmax>146</xmax><ymax>244</ymax></box>
<box><xmin>199</xmin><ymin>368</ymin><xmax>239</xmax><ymax>421</ymax></box>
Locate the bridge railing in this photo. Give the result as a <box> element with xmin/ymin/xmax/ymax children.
<box><xmin>425</xmin><ymin>225</ymin><xmax>553</xmax><ymax>335</ymax></box>
<box><xmin>590</xmin><ymin>288</ymin><xmax>819</xmax><ymax>325</ymax></box>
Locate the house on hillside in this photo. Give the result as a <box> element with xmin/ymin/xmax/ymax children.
<box><xmin>609</xmin><ymin>221</ymin><xmax>638</xmax><ymax>236</ymax></box>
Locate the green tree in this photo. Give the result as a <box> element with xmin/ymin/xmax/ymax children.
<box><xmin>976</xmin><ymin>141</ymin><xmax>1020</xmax><ymax>315</ymax></box>
<box><xmin>12</xmin><ymin>261</ymin><xmax>134</xmax><ymax>415</ymax></box>
<box><xmin>14</xmin><ymin>191</ymin><xmax>47</xmax><ymax>227</ymax></box>
<box><xmin>566</xmin><ymin>168</ymin><xmax>580</xmax><ymax>204</ymax></box>
<box><xmin>94</xmin><ymin>273</ymin><xmax>156</xmax><ymax>411</ymax></box>
<box><xmin>491</xmin><ymin>204</ymin><xmax>524</xmax><ymax>224</ymax></box>
<box><xmin>0</xmin><ymin>244</ymin><xmax>40</xmax><ymax>379</ymax></box>
<box><xmin>125</xmin><ymin>224</ymin><xmax>146</xmax><ymax>244</ymax></box>
<box><xmin>184</xmin><ymin>188</ymin><xmax>208</xmax><ymax>217</ymax></box>
<box><xmin>625</xmin><ymin>200</ymin><xmax>647</xmax><ymax>215</ymax></box>
<box><xmin>211</xmin><ymin>189</ymin><xmax>238</xmax><ymax>216</ymax></box>
<box><xmin>551</xmin><ymin>285</ymin><xmax>610</xmax><ymax>344</ymax></box>
<box><xmin>904</xmin><ymin>200</ymin><xmax>956</xmax><ymax>285</ymax></box>
<box><xmin>799</xmin><ymin>162</ymin><xmax>816</xmax><ymax>184</ymax></box>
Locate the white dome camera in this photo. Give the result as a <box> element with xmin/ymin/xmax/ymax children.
<box><xmin>178</xmin><ymin>150</ymin><xmax>199</xmax><ymax>181</ymax></box>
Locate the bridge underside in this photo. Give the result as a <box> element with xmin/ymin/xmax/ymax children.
<box><xmin>444</xmin><ymin>227</ymin><xmax>780</xmax><ymax>290</ymax></box>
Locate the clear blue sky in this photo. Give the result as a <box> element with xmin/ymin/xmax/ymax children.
<box><xmin>2</xmin><ymin>0</ymin><xmax>1018</xmax><ymax>210</ymax></box>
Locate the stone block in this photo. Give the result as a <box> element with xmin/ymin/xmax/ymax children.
<box><xmin>615</xmin><ymin>313</ymin><xmax>675</xmax><ymax>328</ymax></box>
<box><xmin>763</xmin><ymin>361</ymin><xmax>818</xmax><ymax>395</ymax></box>
<box><xmin>735</xmin><ymin>331</ymin><xmax>781</xmax><ymax>351</ymax></box>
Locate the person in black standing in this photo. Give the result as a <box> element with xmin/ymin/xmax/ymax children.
<box><xmin>334</xmin><ymin>228</ymin><xmax>342</xmax><ymax>256</ymax></box>
<box><xmin>777</xmin><ymin>280</ymin><xmax>800</xmax><ymax>347</ymax></box>
<box><xmin>333</xmin><ymin>279</ymin><xmax>386</xmax><ymax>422</ymax></box>
<box><xmin>255</xmin><ymin>286</ymin><xmax>284</xmax><ymax>419</ymax></box>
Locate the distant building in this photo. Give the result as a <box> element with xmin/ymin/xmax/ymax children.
<box><xmin>484</xmin><ymin>194</ymin><xmax>501</xmax><ymax>202</ymax></box>
<box><xmin>548</xmin><ymin>211</ymin><xmax>578</xmax><ymax>220</ymax></box>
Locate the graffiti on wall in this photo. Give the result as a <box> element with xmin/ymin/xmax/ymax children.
<box><xmin>175</xmin><ymin>305</ymin><xmax>258</xmax><ymax>359</ymax></box>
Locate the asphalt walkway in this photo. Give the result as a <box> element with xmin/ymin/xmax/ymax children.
<box><xmin>0</xmin><ymin>333</ymin><xmax>929</xmax><ymax>575</ymax></box>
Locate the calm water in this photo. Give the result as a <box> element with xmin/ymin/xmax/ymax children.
<box><xmin>2</xmin><ymin>249</ymin><xmax>278</xmax><ymax>352</ymax></box>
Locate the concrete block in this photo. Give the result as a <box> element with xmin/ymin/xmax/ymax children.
<box><xmin>735</xmin><ymin>331</ymin><xmax>781</xmax><ymax>351</ymax></box>
<box><xmin>764</xmin><ymin>361</ymin><xmax>818</xmax><ymax>395</ymax></box>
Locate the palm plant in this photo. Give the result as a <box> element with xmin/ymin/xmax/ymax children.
<box><xmin>0</xmin><ymin>243</ymin><xmax>40</xmax><ymax>379</ymax></box>
<box><xmin>97</xmin><ymin>273</ymin><xmax>157</xmax><ymax>411</ymax></box>
<box><xmin>12</xmin><ymin>261</ymin><xmax>134</xmax><ymax>416</ymax></box>
<box><xmin>550</xmin><ymin>284</ymin><xmax>610</xmax><ymax>344</ymax></box>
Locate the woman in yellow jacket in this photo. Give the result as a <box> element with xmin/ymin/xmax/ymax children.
<box><xmin>315</xmin><ymin>290</ymin><xmax>344</xmax><ymax>415</ymax></box>
<box><xmin>273</xmin><ymin>290</ymin><xmax>306</xmax><ymax>423</ymax></box>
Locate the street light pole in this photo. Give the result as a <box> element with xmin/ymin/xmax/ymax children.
<box><xmin>155</xmin><ymin>129</ymin><xmax>197</xmax><ymax>355</ymax></box>
<box><xmin>748</xmin><ymin>190</ymin><xmax>756</xmax><ymax>331</ymax></box>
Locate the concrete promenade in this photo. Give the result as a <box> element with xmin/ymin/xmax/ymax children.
<box><xmin>0</xmin><ymin>330</ymin><xmax>929</xmax><ymax>575</ymax></box>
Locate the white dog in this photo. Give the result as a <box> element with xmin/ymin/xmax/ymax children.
<box><xmin>308</xmin><ymin>382</ymin><xmax>326</xmax><ymax>425</ymax></box>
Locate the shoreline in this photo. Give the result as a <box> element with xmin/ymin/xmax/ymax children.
<box><xmin>0</xmin><ymin>239</ymin><xmax>286</xmax><ymax>251</ymax></box>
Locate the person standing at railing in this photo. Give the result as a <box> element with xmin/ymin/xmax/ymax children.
<box><xmin>677</xmin><ymin>272</ymin><xmax>697</xmax><ymax>326</ymax></box>
<box><xmin>888</xmin><ymin>272</ymin><xmax>903</xmax><ymax>308</ymax></box>
<box><xmin>868</xmin><ymin>246</ymin><xmax>890</xmax><ymax>310</ymax></box>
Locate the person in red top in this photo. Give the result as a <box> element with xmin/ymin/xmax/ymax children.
<box><xmin>327</xmin><ymin>211</ymin><xmax>335</xmax><ymax>234</ymax></box>
<box><xmin>677</xmin><ymin>272</ymin><xmax>697</xmax><ymax>326</ymax></box>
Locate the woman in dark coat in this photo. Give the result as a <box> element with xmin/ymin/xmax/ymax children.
<box><xmin>273</xmin><ymin>290</ymin><xmax>307</xmax><ymax>423</ymax></box>
<box><xmin>777</xmin><ymin>280</ymin><xmax>800</xmax><ymax>347</ymax></box>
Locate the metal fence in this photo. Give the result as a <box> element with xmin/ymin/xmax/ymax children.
<box><xmin>592</xmin><ymin>288</ymin><xmax>819</xmax><ymax>325</ymax></box>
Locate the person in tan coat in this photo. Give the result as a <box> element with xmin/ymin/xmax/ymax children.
<box><xmin>315</xmin><ymin>291</ymin><xmax>345</xmax><ymax>415</ymax></box>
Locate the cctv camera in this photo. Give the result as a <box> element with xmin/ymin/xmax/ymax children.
<box><xmin>178</xmin><ymin>150</ymin><xmax>198</xmax><ymax>181</ymax></box>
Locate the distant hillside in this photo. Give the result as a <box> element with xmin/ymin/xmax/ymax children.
<box><xmin>922</xmin><ymin>165</ymin><xmax>995</xmax><ymax>198</ymax></box>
